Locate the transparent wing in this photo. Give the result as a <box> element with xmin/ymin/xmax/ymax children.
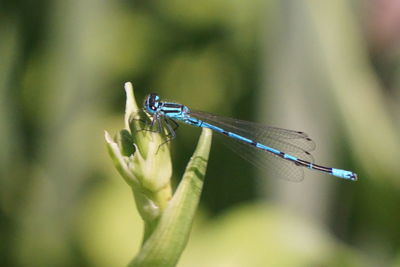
<box><xmin>224</xmin><ymin>136</ymin><xmax>305</xmax><ymax>182</ymax></box>
<box><xmin>190</xmin><ymin>110</ymin><xmax>316</xmax><ymax>162</ymax></box>
<box><xmin>188</xmin><ymin>110</ymin><xmax>318</xmax><ymax>181</ymax></box>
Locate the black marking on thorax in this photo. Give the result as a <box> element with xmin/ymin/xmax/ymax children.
<box><xmin>163</xmin><ymin>103</ymin><xmax>181</xmax><ymax>108</ymax></box>
<box><xmin>161</xmin><ymin>103</ymin><xmax>183</xmax><ymax>114</ymax></box>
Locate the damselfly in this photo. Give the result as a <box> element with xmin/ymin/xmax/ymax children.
<box><xmin>143</xmin><ymin>93</ymin><xmax>358</xmax><ymax>182</ymax></box>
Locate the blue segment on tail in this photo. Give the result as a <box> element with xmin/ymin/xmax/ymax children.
<box><xmin>284</xmin><ymin>154</ymin><xmax>298</xmax><ymax>161</ymax></box>
<box><xmin>332</xmin><ymin>168</ymin><xmax>358</xmax><ymax>181</ymax></box>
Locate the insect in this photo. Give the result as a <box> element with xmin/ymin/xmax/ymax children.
<box><xmin>143</xmin><ymin>93</ymin><xmax>358</xmax><ymax>182</ymax></box>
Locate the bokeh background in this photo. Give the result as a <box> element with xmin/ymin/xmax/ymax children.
<box><xmin>1</xmin><ymin>0</ymin><xmax>400</xmax><ymax>266</ymax></box>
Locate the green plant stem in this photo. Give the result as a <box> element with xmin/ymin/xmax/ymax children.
<box><xmin>129</xmin><ymin>128</ymin><xmax>212</xmax><ymax>267</ymax></box>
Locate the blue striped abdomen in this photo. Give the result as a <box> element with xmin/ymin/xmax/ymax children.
<box><xmin>187</xmin><ymin>119</ymin><xmax>357</xmax><ymax>181</ymax></box>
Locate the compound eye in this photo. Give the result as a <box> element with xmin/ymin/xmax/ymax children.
<box><xmin>149</xmin><ymin>97</ymin><xmax>155</xmax><ymax>106</ymax></box>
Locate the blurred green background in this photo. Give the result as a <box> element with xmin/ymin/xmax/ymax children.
<box><xmin>1</xmin><ymin>0</ymin><xmax>400</xmax><ymax>266</ymax></box>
